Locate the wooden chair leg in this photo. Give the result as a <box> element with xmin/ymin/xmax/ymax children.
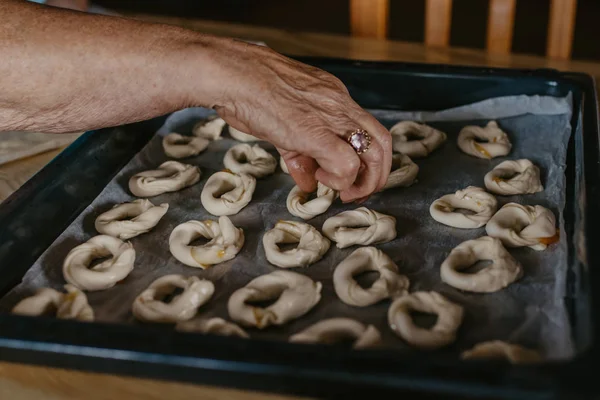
<box><xmin>486</xmin><ymin>0</ymin><xmax>516</xmax><ymax>54</ymax></box>
<box><xmin>425</xmin><ymin>0</ymin><xmax>453</xmax><ymax>47</ymax></box>
<box><xmin>547</xmin><ymin>0</ymin><xmax>578</xmax><ymax>59</ymax></box>
<box><xmin>349</xmin><ymin>0</ymin><xmax>390</xmax><ymax>39</ymax></box>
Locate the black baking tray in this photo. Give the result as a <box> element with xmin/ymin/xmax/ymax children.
<box><xmin>0</xmin><ymin>58</ymin><xmax>598</xmax><ymax>399</ymax></box>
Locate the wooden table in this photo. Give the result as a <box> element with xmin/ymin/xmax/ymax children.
<box><xmin>2</xmin><ymin>15</ymin><xmax>599</xmax><ymax>400</ymax></box>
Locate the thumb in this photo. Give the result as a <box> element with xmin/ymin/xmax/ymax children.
<box><xmin>278</xmin><ymin>149</ymin><xmax>318</xmax><ymax>193</ymax></box>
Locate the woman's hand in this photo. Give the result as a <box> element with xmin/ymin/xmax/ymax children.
<box><xmin>211</xmin><ymin>41</ymin><xmax>392</xmax><ymax>203</ymax></box>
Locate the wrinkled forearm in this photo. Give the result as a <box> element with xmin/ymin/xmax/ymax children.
<box><xmin>0</xmin><ymin>0</ymin><xmax>228</xmax><ymax>133</ymax></box>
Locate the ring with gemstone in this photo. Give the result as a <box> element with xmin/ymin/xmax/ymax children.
<box><xmin>347</xmin><ymin>129</ymin><xmax>371</xmax><ymax>155</ymax></box>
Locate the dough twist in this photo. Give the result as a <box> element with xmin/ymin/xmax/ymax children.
<box><xmin>263</xmin><ymin>220</ymin><xmax>330</xmax><ymax>268</ymax></box>
<box><xmin>63</xmin><ymin>235</ymin><xmax>135</xmax><ymax>291</ymax></box>
<box><xmin>461</xmin><ymin>341</ymin><xmax>542</xmax><ymax>364</ymax></box>
<box><xmin>440</xmin><ymin>236</ymin><xmax>523</xmax><ymax>293</ymax></box>
<box><xmin>286</xmin><ymin>182</ymin><xmax>337</xmax><ymax>220</ymax></box>
<box><xmin>430</xmin><ymin>186</ymin><xmax>497</xmax><ymax>229</ymax></box>
<box><xmin>223</xmin><ymin>144</ymin><xmax>277</xmax><ymax>178</ymax></box>
<box><xmin>457</xmin><ymin>121</ymin><xmax>512</xmax><ymax>159</ymax></box>
<box><xmin>289</xmin><ymin>318</ymin><xmax>382</xmax><ymax>349</ymax></box>
<box><xmin>169</xmin><ymin>216</ymin><xmax>244</xmax><ymax>268</ymax></box>
<box><xmin>486</xmin><ymin>203</ymin><xmax>558</xmax><ymax>250</ymax></box>
<box><xmin>176</xmin><ymin>317</ymin><xmax>249</xmax><ymax>338</ymax></box>
<box><xmin>227</xmin><ymin>270</ymin><xmax>322</xmax><ymax>329</ymax></box>
<box><xmin>132</xmin><ymin>275</ymin><xmax>214</xmax><ymax>323</ymax></box>
<box><xmin>192</xmin><ymin>116</ymin><xmax>226</xmax><ymax>140</ymax></box>
<box><xmin>383</xmin><ymin>154</ymin><xmax>419</xmax><ymax>190</ymax></box>
<box><xmin>389</xmin><ymin>121</ymin><xmax>447</xmax><ymax>158</ymax></box>
<box><xmin>484</xmin><ymin>159</ymin><xmax>543</xmax><ymax>195</ymax></box>
<box><xmin>387</xmin><ymin>291</ymin><xmax>463</xmax><ymax>349</ymax></box>
<box><xmin>333</xmin><ymin>247</ymin><xmax>409</xmax><ymax>307</ymax></box>
<box><xmin>12</xmin><ymin>284</ymin><xmax>94</xmax><ymax>322</ymax></box>
<box><xmin>322</xmin><ymin>207</ymin><xmax>396</xmax><ymax>248</ymax></box>
<box><xmin>95</xmin><ymin>199</ymin><xmax>168</xmax><ymax>240</ymax></box>
<box><xmin>228</xmin><ymin>126</ymin><xmax>259</xmax><ymax>142</ymax></box>
<box><xmin>129</xmin><ymin>161</ymin><xmax>200</xmax><ymax>197</ymax></box>
<box><xmin>162</xmin><ymin>133</ymin><xmax>209</xmax><ymax>159</ymax></box>
<box><xmin>201</xmin><ymin>170</ymin><xmax>256</xmax><ymax>216</ymax></box>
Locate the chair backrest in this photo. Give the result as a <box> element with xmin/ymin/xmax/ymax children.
<box><xmin>349</xmin><ymin>0</ymin><xmax>578</xmax><ymax>60</ymax></box>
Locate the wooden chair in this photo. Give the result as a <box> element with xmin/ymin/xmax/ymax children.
<box><xmin>349</xmin><ymin>0</ymin><xmax>578</xmax><ymax>60</ymax></box>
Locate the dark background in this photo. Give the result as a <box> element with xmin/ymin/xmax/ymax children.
<box><xmin>95</xmin><ymin>0</ymin><xmax>600</xmax><ymax>61</ymax></box>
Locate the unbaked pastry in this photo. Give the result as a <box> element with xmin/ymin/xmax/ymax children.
<box><xmin>280</xmin><ymin>157</ymin><xmax>289</xmax><ymax>174</ymax></box>
<box><xmin>132</xmin><ymin>274</ymin><xmax>214</xmax><ymax>323</ymax></box>
<box><xmin>457</xmin><ymin>121</ymin><xmax>512</xmax><ymax>159</ymax></box>
<box><xmin>227</xmin><ymin>270</ymin><xmax>322</xmax><ymax>329</ymax></box>
<box><xmin>389</xmin><ymin>121</ymin><xmax>447</xmax><ymax>158</ymax></box>
<box><xmin>192</xmin><ymin>115</ymin><xmax>226</xmax><ymax>140</ymax></box>
<box><xmin>95</xmin><ymin>199</ymin><xmax>168</xmax><ymax>240</ymax></box>
<box><xmin>387</xmin><ymin>291</ymin><xmax>463</xmax><ymax>349</ymax></box>
<box><xmin>162</xmin><ymin>133</ymin><xmax>209</xmax><ymax>159</ymax></box>
<box><xmin>12</xmin><ymin>284</ymin><xmax>94</xmax><ymax>322</ymax></box>
<box><xmin>223</xmin><ymin>143</ymin><xmax>277</xmax><ymax>178</ymax></box>
<box><xmin>486</xmin><ymin>203</ymin><xmax>558</xmax><ymax>250</ymax></box>
<box><xmin>484</xmin><ymin>159</ymin><xmax>543</xmax><ymax>195</ymax></box>
<box><xmin>129</xmin><ymin>161</ymin><xmax>201</xmax><ymax>197</ymax></box>
<box><xmin>228</xmin><ymin>126</ymin><xmax>259</xmax><ymax>142</ymax></box>
<box><xmin>382</xmin><ymin>154</ymin><xmax>419</xmax><ymax>190</ymax></box>
<box><xmin>263</xmin><ymin>220</ymin><xmax>330</xmax><ymax>268</ymax></box>
<box><xmin>176</xmin><ymin>317</ymin><xmax>249</xmax><ymax>338</ymax></box>
<box><xmin>169</xmin><ymin>216</ymin><xmax>244</xmax><ymax>268</ymax></box>
<box><xmin>322</xmin><ymin>207</ymin><xmax>396</xmax><ymax>248</ymax></box>
<box><xmin>200</xmin><ymin>170</ymin><xmax>256</xmax><ymax>216</ymax></box>
<box><xmin>289</xmin><ymin>318</ymin><xmax>382</xmax><ymax>349</ymax></box>
<box><xmin>440</xmin><ymin>236</ymin><xmax>523</xmax><ymax>293</ymax></box>
<box><xmin>333</xmin><ymin>246</ymin><xmax>409</xmax><ymax>307</ymax></box>
<box><xmin>461</xmin><ymin>341</ymin><xmax>542</xmax><ymax>364</ymax></box>
<box><xmin>63</xmin><ymin>235</ymin><xmax>135</xmax><ymax>291</ymax></box>
<box><xmin>430</xmin><ymin>186</ymin><xmax>497</xmax><ymax>229</ymax></box>
<box><xmin>286</xmin><ymin>182</ymin><xmax>337</xmax><ymax>220</ymax></box>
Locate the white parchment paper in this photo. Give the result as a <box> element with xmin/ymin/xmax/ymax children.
<box><xmin>0</xmin><ymin>94</ymin><xmax>574</xmax><ymax>360</ymax></box>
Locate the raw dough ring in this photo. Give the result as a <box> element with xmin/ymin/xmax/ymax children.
<box><xmin>440</xmin><ymin>236</ymin><xmax>523</xmax><ymax>293</ymax></box>
<box><xmin>263</xmin><ymin>220</ymin><xmax>330</xmax><ymax>268</ymax></box>
<box><xmin>169</xmin><ymin>216</ymin><xmax>244</xmax><ymax>268</ymax></box>
<box><xmin>201</xmin><ymin>170</ymin><xmax>256</xmax><ymax>216</ymax></box>
<box><xmin>132</xmin><ymin>274</ymin><xmax>214</xmax><ymax>323</ymax></box>
<box><xmin>280</xmin><ymin>157</ymin><xmax>289</xmax><ymax>174</ymax></box>
<box><xmin>461</xmin><ymin>341</ymin><xmax>542</xmax><ymax>364</ymax></box>
<box><xmin>430</xmin><ymin>186</ymin><xmax>497</xmax><ymax>229</ymax></box>
<box><xmin>227</xmin><ymin>270</ymin><xmax>322</xmax><ymax>329</ymax></box>
<box><xmin>484</xmin><ymin>159</ymin><xmax>543</xmax><ymax>195</ymax></box>
<box><xmin>387</xmin><ymin>291</ymin><xmax>464</xmax><ymax>349</ymax></box>
<box><xmin>63</xmin><ymin>235</ymin><xmax>136</xmax><ymax>291</ymax></box>
<box><xmin>486</xmin><ymin>203</ymin><xmax>558</xmax><ymax>251</ymax></box>
<box><xmin>176</xmin><ymin>317</ymin><xmax>249</xmax><ymax>338</ymax></box>
<box><xmin>333</xmin><ymin>246</ymin><xmax>409</xmax><ymax>307</ymax></box>
<box><xmin>12</xmin><ymin>284</ymin><xmax>94</xmax><ymax>321</ymax></box>
<box><xmin>389</xmin><ymin>121</ymin><xmax>447</xmax><ymax>158</ymax></box>
<box><xmin>95</xmin><ymin>199</ymin><xmax>168</xmax><ymax>240</ymax></box>
<box><xmin>382</xmin><ymin>154</ymin><xmax>419</xmax><ymax>190</ymax></box>
<box><xmin>289</xmin><ymin>318</ymin><xmax>382</xmax><ymax>349</ymax></box>
<box><xmin>162</xmin><ymin>133</ymin><xmax>209</xmax><ymax>159</ymax></box>
<box><xmin>228</xmin><ymin>126</ymin><xmax>259</xmax><ymax>142</ymax></box>
<box><xmin>322</xmin><ymin>207</ymin><xmax>397</xmax><ymax>249</ymax></box>
<box><xmin>129</xmin><ymin>161</ymin><xmax>201</xmax><ymax>197</ymax></box>
<box><xmin>286</xmin><ymin>182</ymin><xmax>337</xmax><ymax>220</ymax></box>
<box><xmin>223</xmin><ymin>143</ymin><xmax>277</xmax><ymax>178</ymax></box>
<box><xmin>458</xmin><ymin>121</ymin><xmax>512</xmax><ymax>159</ymax></box>
<box><xmin>192</xmin><ymin>116</ymin><xmax>226</xmax><ymax>140</ymax></box>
